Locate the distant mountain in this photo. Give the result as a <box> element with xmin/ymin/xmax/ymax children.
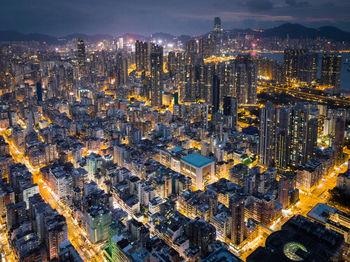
<box><xmin>60</xmin><ymin>33</ymin><xmax>113</xmax><ymax>42</ymax></box>
<box><xmin>1</xmin><ymin>23</ymin><xmax>350</xmax><ymax>44</ymax></box>
<box><xmin>120</xmin><ymin>33</ymin><xmax>147</xmax><ymax>41</ymax></box>
<box><xmin>151</xmin><ymin>32</ymin><xmax>176</xmax><ymax>41</ymax></box>
<box><xmin>260</xmin><ymin>23</ymin><xmax>350</xmax><ymax>42</ymax></box>
<box><xmin>317</xmin><ymin>26</ymin><xmax>350</xmax><ymax>42</ymax></box>
<box><xmin>262</xmin><ymin>23</ymin><xmax>318</xmax><ymax>38</ymax></box>
<box><xmin>0</xmin><ymin>31</ymin><xmax>113</xmax><ymax>44</ymax></box>
<box><xmin>177</xmin><ymin>35</ymin><xmax>193</xmax><ymax>44</ymax></box>
<box><xmin>0</xmin><ymin>31</ymin><xmax>57</xmax><ymax>44</ymax></box>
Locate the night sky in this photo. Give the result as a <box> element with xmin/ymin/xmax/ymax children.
<box><xmin>1</xmin><ymin>0</ymin><xmax>349</xmax><ymax>36</ymax></box>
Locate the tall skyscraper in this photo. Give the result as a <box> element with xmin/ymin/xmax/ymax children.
<box><xmin>199</xmin><ymin>37</ymin><xmax>216</xmax><ymax>59</ymax></box>
<box><xmin>167</xmin><ymin>51</ymin><xmax>176</xmax><ymax>78</ymax></box>
<box><xmin>278</xmin><ymin>176</ymin><xmax>291</xmax><ymax>209</ymax></box>
<box><xmin>289</xmin><ymin>103</ymin><xmax>307</xmax><ymax>168</ymax></box>
<box><xmin>148</xmin><ymin>43</ymin><xmax>163</xmax><ymax>72</ymax></box>
<box><xmin>212</xmin><ymin>74</ymin><xmax>220</xmax><ymax>114</ymax></box>
<box><xmin>258</xmin><ymin>103</ymin><xmax>318</xmax><ymax>170</ymax></box>
<box><xmin>186</xmin><ymin>39</ymin><xmax>198</xmax><ymax>55</ymax></box>
<box><xmin>214</xmin><ymin>17</ymin><xmax>221</xmax><ymax>32</ymax></box>
<box><xmin>334</xmin><ymin>112</ymin><xmax>346</xmax><ymax>166</ymax></box>
<box><xmin>135</xmin><ymin>41</ymin><xmax>163</xmax><ymax>74</ymax></box>
<box><xmin>259</xmin><ymin>103</ymin><xmax>276</xmax><ymax>168</ymax></box>
<box><xmin>289</xmin><ymin>103</ymin><xmax>317</xmax><ymax>169</ymax></box>
<box><xmin>150</xmin><ymin>52</ymin><xmax>163</xmax><ymax>107</ymax></box>
<box><xmin>223</xmin><ymin>96</ymin><xmax>238</xmax><ymax>127</ymax></box>
<box><xmin>235</xmin><ymin>56</ymin><xmax>257</xmax><ymax>105</ymax></box>
<box><xmin>257</xmin><ymin>57</ymin><xmax>285</xmax><ymax>83</ymax></box>
<box><xmin>185</xmin><ymin>39</ymin><xmax>199</xmax><ymax>64</ymax></box>
<box><xmin>230</xmin><ymin>195</ymin><xmax>245</xmax><ymax>246</ymax></box>
<box><xmin>217</xmin><ymin>61</ymin><xmax>236</xmax><ymax>101</ymax></box>
<box><xmin>305</xmin><ymin>117</ymin><xmax>318</xmax><ymax>161</ymax></box>
<box><xmin>275</xmin><ymin>106</ymin><xmax>291</xmax><ymax>170</ymax></box>
<box><xmin>135</xmin><ymin>40</ymin><xmax>148</xmax><ymax>72</ymax></box>
<box><xmin>184</xmin><ymin>63</ymin><xmax>198</xmax><ymax>102</ymax></box>
<box><xmin>214</xmin><ymin>17</ymin><xmax>223</xmax><ymax>53</ymax></box>
<box><xmin>185</xmin><ymin>62</ymin><xmax>215</xmax><ymax>104</ymax></box>
<box><xmin>116</xmin><ymin>52</ymin><xmax>128</xmax><ymax>87</ymax></box>
<box><xmin>284</xmin><ymin>49</ymin><xmax>318</xmax><ymax>83</ymax></box>
<box><xmin>77</xmin><ymin>39</ymin><xmax>86</xmax><ymax>69</ymax></box>
<box><xmin>36</xmin><ymin>82</ymin><xmax>43</xmax><ymax>102</ymax></box>
<box><xmin>321</xmin><ymin>54</ymin><xmax>342</xmax><ymax>89</ymax></box>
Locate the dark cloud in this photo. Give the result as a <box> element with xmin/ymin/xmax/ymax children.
<box><xmin>285</xmin><ymin>0</ymin><xmax>310</xmax><ymax>8</ymax></box>
<box><xmin>0</xmin><ymin>0</ymin><xmax>348</xmax><ymax>35</ymax></box>
<box><xmin>244</xmin><ymin>0</ymin><xmax>275</xmax><ymax>11</ymax></box>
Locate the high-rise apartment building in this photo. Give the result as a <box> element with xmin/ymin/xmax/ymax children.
<box><xmin>199</xmin><ymin>37</ymin><xmax>216</xmax><ymax>59</ymax></box>
<box><xmin>135</xmin><ymin>40</ymin><xmax>148</xmax><ymax>72</ymax></box>
<box><xmin>230</xmin><ymin>195</ymin><xmax>245</xmax><ymax>246</ymax></box>
<box><xmin>217</xmin><ymin>61</ymin><xmax>236</xmax><ymax>101</ymax></box>
<box><xmin>235</xmin><ymin>56</ymin><xmax>257</xmax><ymax>105</ymax></box>
<box><xmin>275</xmin><ymin>106</ymin><xmax>291</xmax><ymax>170</ymax></box>
<box><xmin>116</xmin><ymin>52</ymin><xmax>128</xmax><ymax>87</ymax></box>
<box><xmin>334</xmin><ymin>112</ymin><xmax>346</xmax><ymax>166</ymax></box>
<box><xmin>77</xmin><ymin>39</ymin><xmax>86</xmax><ymax>69</ymax></box>
<box><xmin>284</xmin><ymin>49</ymin><xmax>318</xmax><ymax>83</ymax></box>
<box><xmin>214</xmin><ymin>17</ymin><xmax>221</xmax><ymax>33</ymax></box>
<box><xmin>258</xmin><ymin>103</ymin><xmax>318</xmax><ymax>170</ymax></box>
<box><xmin>214</xmin><ymin>17</ymin><xmax>223</xmax><ymax>52</ymax></box>
<box><xmin>321</xmin><ymin>54</ymin><xmax>342</xmax><ymax>89</ymax></box>
<box><xmin>185</xmin><ymin>39</ymin><xmax>199</xmax><ymax>64</ymax></box>
<box><xmin>289</xmin><ymin>103</ymin><xmax>318</xmax><ymax>169</ymax></box>
<box><xmin>223</xmin><ymin>96</ymin><xmax>238</xmax><ymax>128</ymax></box>
<box><xmin>212</xmin><ymin>74</ymin><xmax>220</xmax><ymax>114</ymax></box>
<box><xmin>259</xmin><ymin>103</ymin><xmax>276</xmax><ymax>167</ymax></box>
<box><xmin>150</xmin><ymin>52</ymin><xmax>163</xmax><ymax>107</ymax></box>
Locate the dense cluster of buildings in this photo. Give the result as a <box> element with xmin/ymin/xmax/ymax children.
<box><xmin>0</xmin><ymin>17</ymin><xmax>349</xmax><ymax>262</ymax></box>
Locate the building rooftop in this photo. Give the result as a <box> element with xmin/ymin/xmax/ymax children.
<box><xmin>203</xmin><ymin>247</ymin><xmax>243</xmax><ymax>262</ymax></box>
<box><xmin>181</xmin><ymin>153</ymin><xmax>213</xmax><ymax>168</ymax></box>
<box><xmin>169</xmin><ymin>146</ymin><xmax>185</xmax><ymax>153</ymax></box>
<box><xmin>307</xmin><ymin>203</ymin><xmax>336</xmax><ymax>224</ymax></box>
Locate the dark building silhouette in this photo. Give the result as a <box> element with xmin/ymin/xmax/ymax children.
<box><xmin>199</xmin><ymin>37</ymin><xmax>216</xmax><ymax>59</ymax></box>
<box><xmin>230</xmin><ymin>195</ymin><xmax>245</xmax><ymax>246</ymax></box>
<box><xmin>150</xmin><ymin>52</ymin><xmax>163</xmax><ymax>107</ymax></box>
<box><xmin>212</xmin><ymin>74</ymin><xmax>220</xmax><ymax>114</ymax></box>
<box><xmin>235</xmin><ymin>55</ymin><xmax>257</xmax><ymax>105</ymax></box>
<box><xmin>135</xmin><ymin>40</ymin><xmax>148</xmax><ymax>72</ymax></box>
<box><xmin>321</xmin><ymin>54</ymin><xmax>342</xmax><ymax>89</ymax></box>
<box><xmin>77</xmin><ymin>39</ymin><xmax>86</xmax><ymax>69</ymax></box>
<box><xmin>116</xmin><ymin>52</ymin><xmax>128</xmax><ymax>87</ymax></box>
<box><xmin>334</xmin><ymin>113</ymin><xmax>346</xmax><ymax>166</ymax></box>
<box><xmin>284</xmin><ymin>49</ymin><xmax>318</xmax><ymax>83</ymax></box>
<box><xmin>36</xmin><ymin>82</ymin><xmax>42</xmax><ymax>102</ymax></box>
<box><xmin>259</xmin><ymin>102</ymin><xmax>276</xmax><ymax>167</ymax></box>
<box><xmin>184</xmin><ymin>217</ymin><xmax>216</xmax><ymax>258</ymax></box>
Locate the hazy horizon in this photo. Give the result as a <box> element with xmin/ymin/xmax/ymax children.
<box><xmin>1</xmin><ymin>0</ymin><xmax>349</xmax><ymax>36</ymax></box>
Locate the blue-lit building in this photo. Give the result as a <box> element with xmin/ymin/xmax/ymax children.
<box><xmin>159</xmin><ymin>148</ymin><xmax>214</xmax><ymax>189</ymax></box>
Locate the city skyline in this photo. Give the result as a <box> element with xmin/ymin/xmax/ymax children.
<box><xmin>1</xmin><ymin>2</ymin><xmax>350</xmax><ymax>261</ymax></box>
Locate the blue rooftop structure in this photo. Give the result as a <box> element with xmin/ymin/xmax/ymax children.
<box><xmin>169</xmin><ymin>146</ymin><xmax>185</xmax><ymax>153</ymax></box>
<box><xmin>181</xmin><ymin>153</ymin><xmax>213</xmax><ymax>168</ymax></box>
